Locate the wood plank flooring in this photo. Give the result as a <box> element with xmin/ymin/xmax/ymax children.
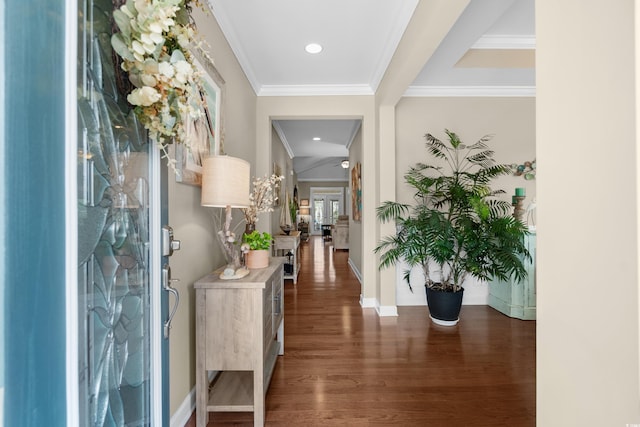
<box><xmin>186</xmin><ymin>236</ymin><xmax>535</xmax><ymax>426</ymax></box>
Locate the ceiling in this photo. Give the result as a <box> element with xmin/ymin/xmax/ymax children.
<box><xmin>207</xmin><ymin>0</ymin><xmax>535</xmax><ymax>181</ymax></box>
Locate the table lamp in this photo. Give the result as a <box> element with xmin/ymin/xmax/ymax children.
<box><xmin>201</xmin><ymin>155</ymin><xmax>250</xmax><ymax>275</ymax></box>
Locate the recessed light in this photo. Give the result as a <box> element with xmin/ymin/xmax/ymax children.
<box><xmin>312</xmin><ymin>137</ymin><xmax>321</xmax><ymax>141</ymax></box>
<box><xmin>305</xmin><ymin>43</ymin><xmax>323</xmax><ymax>54</ymax></box>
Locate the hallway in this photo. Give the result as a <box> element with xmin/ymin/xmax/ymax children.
<box><xmin>191</xmin><ymin>236</ymin><xmax>536</xmax><ymax>426</ymax></box>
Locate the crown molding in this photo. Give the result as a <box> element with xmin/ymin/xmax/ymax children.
<box><xmin>471</xmin><ymin>34</ymin><xmax>536</xmax><ymax>50</ymax></box>
<box><xmin>205</xmin><ymin>0</ymin><xmax>262</xmax><ymax>94</ymax></box>
<box><xmin>272</xmin><ymin>121</ymin><xmax>294</xmax><ymax>159</ymax></box>
<box><xmin>368</xmin><ymin>0</ymin><xmax>420</xmax><ymax>92</ymax></box>
<box><xmin>404</xmin><ymin>85</ymin><xmax>536</xmax><ymax>97</ymax></box>
<box><xmin>258</xmin><ymin>84</ymin><xmax>374</xmax><ymax>97</ymax></box>
<box><xmin>345</xmin><ymin>120</ymin><xmax>362</xmax><ymax>150</ymax></box>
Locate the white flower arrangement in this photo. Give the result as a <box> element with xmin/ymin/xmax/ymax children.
<box><xmin>111</xmin><ymin>0</ymin><xmax>210</xmax><ymax>170</ymax></box>
<box><xmin>242</xmin><ymin>174</ymin><xmax>285</xmax><ymax>226</ymax></box>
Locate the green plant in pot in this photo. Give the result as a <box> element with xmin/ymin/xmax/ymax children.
<box><xmin>242</xmin><ymin>231</ymin><xmax>272</xmax><ymax>269</ymax></box>
<box><xmin>375</xmin><ymin>129</ymin><xmax>530</xmax><ymax>326</ymax></box>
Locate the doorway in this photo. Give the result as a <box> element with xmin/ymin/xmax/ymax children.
<box><xmin>310</xmin><ymin>187</ymin><xmax>345</xmax><ymax>235</ymax></box>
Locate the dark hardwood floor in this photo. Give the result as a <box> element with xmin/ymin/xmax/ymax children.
<box><xmin>186</xmin><ymin>236</ymin><xmax>536</xmax><ymax>426</ymax></box>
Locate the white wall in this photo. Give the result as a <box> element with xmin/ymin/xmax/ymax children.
<box><xmin>537</xmin><ymin>1</ymin><xmax>640</xmax><ymax>424</ymax></box>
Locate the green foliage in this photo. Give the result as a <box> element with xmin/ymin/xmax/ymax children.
<box><xmin>375</xmin><ymin>129</ymin><xmax>530</xmax><ymax>292</ymax></box>
<box><xmin>243</xmin><ymin>231</ymin><xmax>272</xmax><ymax>250</ymax></box>
<box><xmin>289</xmin><ymin>198</ymin><xmax>298</xmax><ymax>226</ymax></box>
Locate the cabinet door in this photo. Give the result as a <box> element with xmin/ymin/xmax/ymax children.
<box><xmin>272</xmin><ymin>268</ymin><xmax>284</xmax><ymax>335</ymax></box>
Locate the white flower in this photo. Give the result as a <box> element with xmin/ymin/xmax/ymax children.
<box><xmin>158</xmin><ymin>61</ymin><xmax>174</xmax><ymax>78</ymax></box>
<box><xmin>173</xmin><ymin>60</ymin><xmax>192</xmax><ymax>84</ymax></box>
<box><xmin>131</xmin><ymin>40</ymin><xmax>146</xmax><ymax>55</ymax></box>
<box><xmin>111</xmin><ymin>0</ymin><xmax>210</xmax><ymax>172</ymax></box>
<box><xmin>128</xmin><ymin>86</ymin><xmax>161</xmax><ymax>107</ymax></box>
<box><xmin>140</xmin><ymin>73</ymin><xmax>157</xmax><ymax>87</ymax></box>
<box><xmin>148</xmin><ymin>22</ymin><xmax>163</xmax><ymax>34</ymax></box>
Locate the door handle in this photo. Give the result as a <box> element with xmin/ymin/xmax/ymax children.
<box><xmin>162</xmin><ymin>264</ymin><xmax>180</xmax><ymax>339</ymax></box>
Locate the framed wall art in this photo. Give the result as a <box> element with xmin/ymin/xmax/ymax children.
<box><xmin>176</xmin><ymin>55</ymin><xmax>225</xmax><ymax>186</ymax></box>
<box><xmin>351</xmin><ymin>162</ymin><xmax>361</xmax><ymax>221</ymax></box>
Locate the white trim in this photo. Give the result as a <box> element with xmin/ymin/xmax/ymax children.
<box><xmin>65</xmin><ymin>1</ymin><xmax>80</xmax><ymax>425</ymax></box>
<box><xmin>348</xmin><ymin>258</ymin><xmax>362</xmax><ymax>284</ymax></box>
<box><xmin>204</xmin><ymin>0</ymin><xmax>261</xmax><ymax>95</ymax></box>
<box><xmin>150</xmin><ymin>145</ymin><xmax>163</xmax><ymax>426</ymax></box>
<box><xmin>170</xmin><ymin>385</ymin><xmax>196</xmax><ymax>427</ymax></box>
<box><xmin>170</xmin><ymin>371</ymin><xmax>217</xmax><ymax>427</ymax></box>
<box><xmin>272</xmin><ymin>121</ymin><xmax>295</xmax><ymax>159</ymax></box>
<box><xmin>404</xmin><ymin>85</ymin><xmax>536</xmax><ymax>98</ymax></box>
<box><xmin>376</xmin><ymin>304</ymin><xmax>398</xmax><ymax>317</ymax></box>
<box><xmin>258</xmin><ymin>84</ymin><xmax>374</xmax><ymax>97</ymax></box>
<box><xmin>368</xmin><ymin>0</ymin><xmax>420</xmax><ymax>91</ymax></box>
<box><xmin>360</xmin><ymin>296</ymin><xmax>376</xmax><ymax>308</ymax></box>
<box><xmin>345</xmin><ymin>120</ymin><xmax>362</xmax><ymax>151</ymax></box>
<box><xmin>471</xmin><ymin>34</ymin><xmax>536</xmax><ymax>50</ymax></box>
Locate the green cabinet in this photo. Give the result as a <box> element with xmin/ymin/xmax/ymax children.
<box><xmin>488</xmin><ymin>232</ymin><xmax>536</xmax><ymax>320</ymax></box>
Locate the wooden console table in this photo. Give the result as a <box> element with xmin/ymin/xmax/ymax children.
<box><xmin>194</xmin><ymin>259</ymin><xmax>285</xmax><ymax>427</ymax></box>
<box><xmin>273</xmin><ymin>231</ymin><xmax>300</xmax><ymax>284</ymax></box>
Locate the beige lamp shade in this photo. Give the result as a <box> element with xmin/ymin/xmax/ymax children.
<box><xmin>201</xmin><ymin>155</ymin><xmax>251</xmax><ymax>208</ymax></box>
<box><xmin>299</xmin><ymin>207</ymin><xmax>310</xmax><ymax>215</ymax></box>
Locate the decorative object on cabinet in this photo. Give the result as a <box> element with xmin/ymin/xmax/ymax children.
<box><xmin>512</xmin><ymin>187</ymin><xmax>527</xmax><ymax>223</ymax></box>
<box><xmin>242</xmin><ymin>174</ymin><xmax>284</xmax><ymax>230</ymax></box>
<box><xmin>273</xmin><ymin>231</ymin><xmax>301</xmax><ymax>284</ymax></box>
<box><xmin>279</xmin><ymin>191</ymin><xmax>293</xmax><ymax>235</ymax></box>
<box><xmin>110</xmin><ymin>0</ymin><xmax>213</xmax><ymax>171</ymax></box>
<box><xmin>194</xmin><ymin>259</ymin><xmax>285</xmax><ymax>427</ymax></box>
<box><xmin>376</xmin><ymin>129</ymin><xmax>531</xmax><ymax>326</ymax></box>
<box><xmin>242</xmin><ymin>231</ymin><xmax>272</xmax><ymax>269</ymax></box>
<box><xmin>332</xmin><ymin>215</ymin><xmax>349</xmax><ymax>251</ymax></box>
<box><xmin>175</xmin><ymin>56</ymin><xmax>225</xmax><ymax>186</ymax></box>
<box><xmin>201</xmin><ymin>156</ymin><xmax>250</xmax><ymax>272</ymax></box>
<box><xmin>351</xmin><ymin>162</ymin><xmax>362</xmax><ymax>221</ymax></box>
<box><xmin>489</xmin><ymin>232</ymin><xmax>536</xmax><ymax>319</ymax></box>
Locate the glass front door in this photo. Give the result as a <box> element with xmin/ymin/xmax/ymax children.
<box><xmin>76</xmin><ymin>0</ymin><xmax>164</xmax><ymax>424</ymax></box>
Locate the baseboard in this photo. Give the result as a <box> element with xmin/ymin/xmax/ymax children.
<box><xmin>347</xmin><ymin>258</ymin><xmax>362</xmax><ymax>283</ymax></box>
<box><xmin>170</xmin><ymin>371</ymin><xmax>217</xmax><ymax>427</ymax></box>
<box><xmin>360</xmin><ymin>295</ymin><xmax>376</xmax><ymax>308</ymax></box>
<box><xmin>170</xmin><ymin>386</ymin><xmax>196</xmax><ymax>427</ymax></box>
<box><xmin>376</xmin><ymin>304</ymin><xmax>398</xmax><ymax>317</ymax></box>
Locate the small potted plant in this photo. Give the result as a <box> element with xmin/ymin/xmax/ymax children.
<box><xmin>242</xmin><ymin>231</ymin><xmax>272</xmax><ymax>269</ymax></box>
<box><xmin>375</xmin><ymin>129</ymin><xmax>531</xmax><ymax>325</ymax></box>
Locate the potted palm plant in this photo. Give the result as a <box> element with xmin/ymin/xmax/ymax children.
<box><xmin>375</xmin><ymin>129</ymin><xmax>530</xmax><ymax>326</ymax></box>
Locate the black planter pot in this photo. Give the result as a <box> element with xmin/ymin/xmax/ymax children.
<box><xmin>425</xmin><ymin>286</ymin><xmax>464</xmax><ymax>326</ymax></box>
